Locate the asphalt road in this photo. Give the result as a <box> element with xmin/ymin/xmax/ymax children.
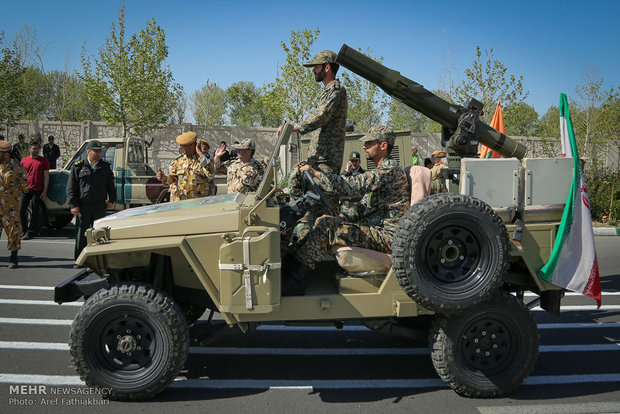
<box><xmin>0</xmin><ymin>226</ymin><xmax>619</xmax><ymax>414</ymax></box>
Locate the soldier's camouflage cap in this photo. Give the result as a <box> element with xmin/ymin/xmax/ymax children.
<box><xmin>176</xmin><ymin>131</ymin><xmax>197</xmax><ymax>145</ymax></box>
<box><xmin>359</xmin><ymin>126</ymin><xmax>396</xmax><ymax>146</ymax></box>
<box><xmin>232</xmin><ymin>138</ymin><xmax>255</xmax><ymax>151</ymax></box>
<box><xmin>432</xmin><ymin>150</ymin><xmax>447</xmax><ymax>158</ymax></box>
<box><xmin>0</xmin><ymin>141</ymin><xmax>12</xmax><ymax>152</ymax></box>
<box><xmin>303</xmin><ymin>50</ymin><xmax>337</xmax><ymax>67</ymax></box>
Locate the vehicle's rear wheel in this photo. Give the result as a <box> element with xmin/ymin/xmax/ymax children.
<box><xmin>69</xmin><ymin>283</ymin><xmax>189</xmax><ymax>401</ymax></box>
<box><xmin>429</xmin><ymin>291</ymin><xmax>538</xmax><ymax>397</ymax></box>
<box><xmin>391</xmin><ymin>194</ymin><xmax>509</xmax><ymax>314</ymax></box>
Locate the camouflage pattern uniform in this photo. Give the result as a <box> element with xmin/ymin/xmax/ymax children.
<box><xmin>430</xmin><ymin>161</ymin><xmax>447</xmax><ymax>194</ymax></box>
<box><xmin>296</xmin><ymin>126</ymin><xmax>409</xmax><ymax>267</ymax></box>
<box><xmin>224</xmin><ymin>158</ymin><xmax>264</xmax><ymax>194</ymax></box>
<box><xmin>162</xmin><ymin>153</ymin><xmax>215</xmax><ymax>201</ymax></box>
<box><xmin>0</xmin><ymin>159</ymin><xmax>28</xmax><ymax>251</ymax></box>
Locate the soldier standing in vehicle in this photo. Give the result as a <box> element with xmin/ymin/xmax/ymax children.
<box><xmin>430</xmin><ymin>150</ymin><xmax>448</xmax><ymax>194</ymax></box>
<box><xmin>66</xmin><ymin>140</ymin><xmax>116</xmax><ymax>262</ymax></box>
<box><xmin>214</xmin><ymin>138</ymin><xmax>264</xmax><ymax>194</ymax></box>
<box><xmin>0</xmin><ymin>140</ymin><xmax>28</xmax><ymax>268</ymax></box>
<box><xmin>285</xmin><ymin>126</ymin><xmax>409</xmax><ymax>295</ymax></box>
<box><xmin>156</xmin><ymin>132</ymin><xmax>215</xmax><ymax>201</ymax></box>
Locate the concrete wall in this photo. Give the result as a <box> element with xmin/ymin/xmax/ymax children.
<box><xmin>3</xmin><ymin>120</ymin><xmax>618</xmax><ymax>171</ymax></box>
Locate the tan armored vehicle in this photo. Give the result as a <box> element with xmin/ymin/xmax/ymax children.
<box><xmin>55</xmin><ymin>46</ymin><xmax>572</xmax><ymax>401</ymax></box>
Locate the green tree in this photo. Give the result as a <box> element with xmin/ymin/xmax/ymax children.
<box><xmin>226</xmin><ymin>81</ymin><xmax>264</xmax><ymax>126</ymax></box>
<box><xmin>169</xmin><ymin>89</ymin><xmax>187</xmax><ymax>125</ymax></box>
<box><xmin>387</xmin><ymin>98</ymin><xmax>429</xmax><ymax>132</ymax></box>
<box><xmin>191</xmin><ymin>80</ymin><xmax>227</xmax><ymax>126</ymax></box>
<box><xmin>454</xmin><ymin>46</ymin><xmax>528</xmax><ymax>123</ymax></box>
<box><xmin>81</xmin><ymin>4</ymin><xmax>181</xmax><ymax>137</ymax></box>
<box><xmin>572</xmin><ymin>66</ymin><xmax>605</xmax><ymax>158</ymax></box>
<box><xmin>503</xmin><ymin>102</ymin><xmax>539</xmax><ymax>136</ymax></box>
<box><xmin>264</xmin><ymin>28</ymin><xmax>321</xmax><ymax>124</ymax></box>
<box><xmin>47</xmin><ymin>69</ymin><xmax>102</xmax><ymax>121</ymax></box>
<box><xmin>537</xmin><ymin>105</ymin><xmax>561</xmax><ymax>157</ymax></box>
<box><xmin>340</xmin><ymin>48</ymin><xmax>388</xmax><ymax>131</ymax></box>
<box><xmin>598</xmin><ymin>86</ymin><xmax>619</xmax><ymax>143</ymax></box>
<box><xmin>0</xmin><ymin>31</ymin><xmax>26</xmax><ymax>133</ymax></box>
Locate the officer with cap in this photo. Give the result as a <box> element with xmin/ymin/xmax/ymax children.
<box><xmin>214</xmin><ymin>138</ymin><xmax>264</xmax><ymax>194</ymax></box>
<box><xmin>0</xmin><ymin>140</ymin><xmax>28</xmax><ymax>268</ymax></box>
<box><xmin>430</xmin><ymin>150</ymin><xmax>448</xmax><ymax>194</ymax></box>
<box><xmin>66</xmin><ymin>140</ymin><xmax>116</xmax><ymax>261</ymax></box>
<box><xmin>156</xmin><ymin>131</ymin><xmax>215</xmax><ymax>201</ymax></box>
<box><xmin>282</xmin><ymin>126</ymin><xmax>409</xmax><ymax>295</ymax></box>
<box><xmin>342</xmin><ymin>151</ymin><xmax>365</xmax><ymax>177</ymax></box>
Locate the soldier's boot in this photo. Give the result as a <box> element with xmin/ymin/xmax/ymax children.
<box><xmin>281</xmin><ymin>254</ymin><xmax>308</xmax><ymax>296</ymax></box>
<box><xmin>8</xmin><ymin>251</ymin><xmax>18</xmax><ymax>269</ymax></box>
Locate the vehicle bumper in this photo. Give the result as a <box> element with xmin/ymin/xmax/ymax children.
<box><xmin>54</xmin><ymin>270</ymin><xmax>109</xmax><ymax>304</ymax></box>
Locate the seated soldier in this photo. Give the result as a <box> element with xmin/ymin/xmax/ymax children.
<box><xmin>283</xmin><ymin>126</ymin><xmax>409</xmax><ymax>295</ymax></box>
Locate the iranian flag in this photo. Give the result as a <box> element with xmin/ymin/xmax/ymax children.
<box><xmin>537</xmin><ymin>93</ymin><xmax>601</xmax><ymax>307</ymax></box>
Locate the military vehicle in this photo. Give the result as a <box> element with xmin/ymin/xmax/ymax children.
<box><xmin>54</xmin><ymin>44</ymin><xmax>574</xmax><ymax>401</ymax></box>
<box><xmin>42</xmin><ymin>137</ymin><xmax>168</xmax><ymax>229</ymax></box>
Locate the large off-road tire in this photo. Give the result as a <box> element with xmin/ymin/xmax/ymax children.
<box><xmin>429</xmin><ymin>291</ymin><xmax>539</xmax><ymax>397</ymax></box>
<box><xmin>69</xmin><ymin>284</ymin><xmax>189</xmax><ymax>401</ymax></box>
<box><xmin>392</xmin><ymin>194</ymin><xmax>510</xmax><ymax>314</ymax></box>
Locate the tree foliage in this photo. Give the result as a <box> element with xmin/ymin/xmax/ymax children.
<box><xmin>191</xmin><ymin>80</ymin><xmax>227</xmax><ymax>126</ymax></box>
<box><xmin>81</xmin><ymin>4</ymin><xmax>180</xmax><ymax>137</ymax></box>
<box><xmin>340</xmin><ymin>48</ymin><xmax>388</xmax><ymax>132</ymax></box>
<box><xmin>387</xmin><ymin>98</ymin><xmax>429</xmax><ymax>132</ymax></box>
<box><xmin>264</xmin><ymin>28</ymin><xmax>321</xmax><ymax>124</ymax></box>
<box><xmin>226</xmin><ymin>81</ymin><xmax>265</xmax><ymax>126</ymax></box>
<box><xmin>0</xmin><ymin>31</ymin><xmax>26</xmax><ymax>132</ymax></box>
<box><xmin>453</xmin><ymin>46</ymin><xmax>528</xmax><ymax>123</ymax></box>
<box><xmin>503</xmin><ymin>102</ymin><xmax>539</xmax><ymax>136</ymax></box>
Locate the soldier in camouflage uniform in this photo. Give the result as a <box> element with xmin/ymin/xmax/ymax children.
<box><xmin>278</xmin><ymin>50</ymin><xmax>348</xmax><ymax>245</ymax></box>
<box><xmin>283</xmin><ymin>126</ymin><xmax>409</xmax><ymax>294</ymax></box>
<box><xmin>157</xmin><ymin>132</ymin><xmax>215</xmax><ymax>201</ymax></box>
<box><xmin>214</xmin><ymin>138</ymin><xmax>264</xmax><ymax>194</ymax></box>
<box><xmin>0</xmin><ymin>141</ymin><xmax>28</xmax><ymax>268</ymax></box>
<box><xmin>430</xmin><ymin>150</ymin><xmax>448</xmax><ymax>194</ymax></box>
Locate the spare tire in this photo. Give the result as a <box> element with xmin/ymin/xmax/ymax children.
<box><xmin>391</xmin><ymin>194</ymin><xmax>509</xmax><ymax>314</ymax></box>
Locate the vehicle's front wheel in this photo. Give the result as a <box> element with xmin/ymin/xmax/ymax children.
<box><xmin>429</xmin><ymin>291</ymin><xmax>539</xmax><ymax>397</ymax></box>
<box><xmin>69</xmin><ymin>284</ymin><xmax>189</xmax><ymax>401</ymax></box>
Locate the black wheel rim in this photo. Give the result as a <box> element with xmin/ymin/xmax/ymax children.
<box><xmin>417</xmin><ymin>216</ymin><xmax>491</xmax><ymax>293</ymax></box>
<box><xmin>458</xmin><ymin>313</ymin><xmax>518</xmax><ymax>376</ymax></box>
<box><xmin>87</xmin><ymin>306</ymin><xmax>164</xmax><ymax>382</ymax></box>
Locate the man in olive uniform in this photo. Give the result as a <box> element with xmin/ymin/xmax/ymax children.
<box><xmin>67</xmin><ymin>140</ymin><xmax>116</xmax><ymax>261</ymax></box>
<box><xmin>430</xmin><ymin>150</ymin><xmax>448</xmax><ymax>194</ymax></box>
<box><xmin>286</xmin><ymin>126</ymin><xmax>409</xmax><ymax>294</ymax></box>
<box><xmin>342</xmin><ymin>151</ymin><xmax>365</xmax><ymax>177</ymax></box>
<box><xmin>156</xmin><ymin>131</ymin><xmax>215</xmax><ymax>201</ymax></box>
<box><xmin>214</xmin><ymin>138</ymin><xmax>264</xmax><ymax>194</ymax></box>
<box><xmin>0</xmin><ymin>141</ymin><xmax>28</xmax><ymax>268</ymax></box>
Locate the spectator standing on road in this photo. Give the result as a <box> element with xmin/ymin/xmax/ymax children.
<box><xmin>19</xmin><ymin>142</ymin><xmax>49</xmax><ymax>240</ymax></box>
<box><xmin>66</xmin><ymin>140</ymin><xmax>116</xmax><ymax>262</ymax></box>
<box><xmin>0</xmin><ymin>140</ymin><xmax>28</xmax><ymax>268</ymax></box>
<box><xmin>43</xmin><ymin>135</ymin><xmax>61</xmax><ymax>169</ymax></box>
<box><xmin>215</xmin><ymin>138</ymin><xmax>264</xmax><ymax>194</ymax></box>
<box><xmin>411</xmin><ymin>145</ymin><xmax>421</xmax><ymax>166</ymax></box>
<box><xmin>12</xmin><ymin>134</ymin><xmax>29</xmax><ymax>161</ymax></box>
<box><xmin>156</xmin><ymin>132</ymin><xmax>215</xmax><ymax>201</ymax></box>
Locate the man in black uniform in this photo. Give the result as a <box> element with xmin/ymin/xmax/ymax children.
<box><xmin>66</xmin><ymin>140</ymin><xmax>116</xmax><ymax>263</ymax></box>
<box><xmin>43</xmin><ymin>135</ymin><xmax>61</xmax><ymax>169</ymax></box>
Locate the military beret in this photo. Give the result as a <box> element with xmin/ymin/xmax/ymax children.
<box><xmin>303</xmin><ymin>50</ymin><xmax>337</xmax><ymax>67</ymax></box>
<box><xmin>359</xmin><ymin>126</ymin><xmax>396</xmax><ymax>146</ymax></box>
<box><xmin>176</xmin><ymin>131</ymin><xmax>197</xmax><ymax>145</ymax></box>
<box><xmin>0</xmin><ymin>141</ymin><xmax>12</xmax><ymax>152</ymax></box>
<box><xmin>86</xmin><ymin>140</ymin><xmax>102</xmax><ymax>150</ymax></box>
<box><xmin>232</xmin><ymin>138</ymin><xmax>255</xmax><ymax>151</ymax></box>
<box><xmin>349</xmin><ymin>151</ymin><xmax>361</xmax><ymax>160</ymax></box>
<box><xmin>432</xmin><ymin>150</ymin><xmax>447</xmax><ymax>158</ymax></box>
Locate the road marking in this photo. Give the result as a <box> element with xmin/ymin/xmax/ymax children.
<box><xmin>477</xmin><ymin>402</ymin><xmax>620</xmax><ymax>414</ymax></box>
<box><xmin>18</xmin><ymin>240</ymin><xmax>74</xmax><ymax>244</ymax></box>
<box><xmin>1</xmin><ymin>373</ymin><xmax>620</xmax><ymax>390</ymax></box>
<box><xmin>1</xmin><ymin>341</ymin><xmax>618</xmax><ymax>354</ymax></box>
<box><xmin>0</xmin><ymin>318</ymin><xmax>72</xmax><ymax>325</ymax></box>
<box><xmin>0</xmin><ymin>299</ymin><xmax>81</xmax><ymax>306</ymax></box>
<box><xmin>524</xmin><ymin>291</ymin><xmax>620</xmax><ymax>297</ymax></box>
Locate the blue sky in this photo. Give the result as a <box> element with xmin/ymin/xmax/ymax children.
<box><xmin>3</xmin><ymin>0</ymin><xmax>619</xmax><ymax>119</ymax></box>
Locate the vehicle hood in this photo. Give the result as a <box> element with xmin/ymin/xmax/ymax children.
<box><xmin>94</xmin><ymin>193</ymin><xmax>247</xmax><ymax>239</ymax></box>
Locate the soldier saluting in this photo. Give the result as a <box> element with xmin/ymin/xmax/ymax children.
<box><xmin>66</xmin><ymin>140</ymin><xmax>116</xmax><ymax>262</ymax></box>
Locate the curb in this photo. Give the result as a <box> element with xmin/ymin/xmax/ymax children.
<box><xmin>593</xmin><ymin>227</ymin><xmax>620</xmax><ymax>236</ymax></box>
